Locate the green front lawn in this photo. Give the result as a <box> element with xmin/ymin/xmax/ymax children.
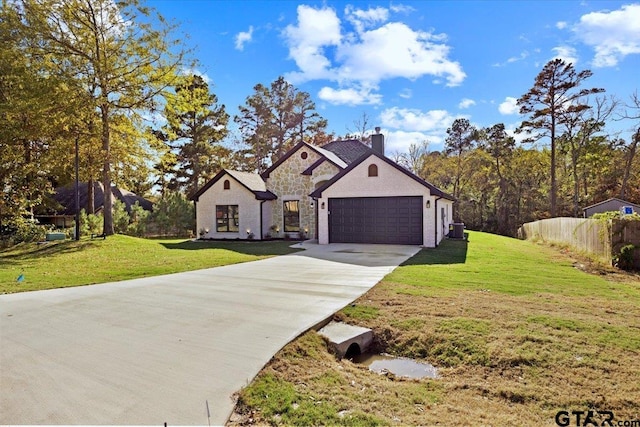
<box><xmin>233</xmin><ymin>231</ymin><xmax>640</xmax><ymax>426</ymax></box>
<box><xmin>0</xmin><ymin>235</ymin><xmax>300</xmax><ymax>294</ymax></box>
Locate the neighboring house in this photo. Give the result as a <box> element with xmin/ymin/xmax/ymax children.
<box><xmin>36</xmin><ymin>182</ymin><xmax>153</xmax><ymax>228</ymax></box>
<box><xmin>583</xmin><ymin>197</ymin><xmax>640</xmax><ymax>218</ymax></box>
<box><xmin>191</xmin><ymin>132</ymin><xmax>455</xmax><ymax>247</ymax></box>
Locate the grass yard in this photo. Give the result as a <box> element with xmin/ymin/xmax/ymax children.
<box><xmin>0</xmin><ymin>235</ymin><xmax>300</xmax><ymax>294</ymax></box>
<box><xmin>232</xmin><ymin>231</ymin><xmax>640</xmax><ymax>426</ymax></box>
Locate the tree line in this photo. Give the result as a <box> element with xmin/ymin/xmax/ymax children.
<box><xmin>0</xmin><ymin>0</ymin><xmax>329</xmax><ymax>238</ymax></box>
<box><xmin>400</xmin><ymin>60</ymin><xmax>639</xmax><ymax>236</ymax></box>
<box><xmin>1</xmin><ymin>0</ymin><xmax>638</xmax><ymax>241</ymax></box>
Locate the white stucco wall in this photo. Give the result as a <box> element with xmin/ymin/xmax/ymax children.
<box><xmin>435</xmin><ymin>198</ymin><xmax>454</xmax><ymax>244</ymax></box>
<box><xmin>317</xmin><ymin>155</ymin><xmax>452</xmax><ymax>247</ymax></box>
<box><xmin>261</xmin><ymin>200</ymin><xmax>273</xmax><ymax>239</ymax></box>
<box><xmin>195</xmin><ymin>175</ymin><xmax>262</xmax><ymax>240</ymax></box>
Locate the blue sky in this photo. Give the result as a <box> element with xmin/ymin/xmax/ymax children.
<box><xmin>148</xmin><ymin>0</ymin><xmax>640</xmax><ymax>154</ymax></box>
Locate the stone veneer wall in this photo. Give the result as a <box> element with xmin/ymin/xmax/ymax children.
<box><xmin>266</xmin><ymin>146</ymin><xmax>339</xmax><ymax>239</ymax></box>
<box><xmin>313</xmin><ymin>160</ymin><xmax>340</xmax><ymax>183</ymax></box>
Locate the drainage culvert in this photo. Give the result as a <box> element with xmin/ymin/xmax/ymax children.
<box><xmin>317</xmin><ymin>321</ymin><xmax>373</xmax><ymax>358</ymax></box>
<box><xmin>318</xmin><ymin>321</ymin><xmax>439</xmax><ymax>379</ymax></box>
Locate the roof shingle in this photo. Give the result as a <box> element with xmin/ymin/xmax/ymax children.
<box><xmin>320</xmin><ymin>139</ymin><xmax>373</xmax><ymax>164</ymax></box>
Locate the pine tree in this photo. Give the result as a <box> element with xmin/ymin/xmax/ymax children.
<box><xmin>517</xmin><ymin>59</ymin><xmax>603</xmax><ymax>217</ymax></box>
<box><xmin>235</xmin><ymin>76</ymin><xmax>327</xmax><ymax>172</ymax></box>
<box><xmin>160</xmin><ymin>74</ymin><xmax>229</xmax><ymax>195</ymax></box>
<box><xmin>445</xmin><ymin>118</ymin><xmax>479</xmax><ymax>216</ymax></box>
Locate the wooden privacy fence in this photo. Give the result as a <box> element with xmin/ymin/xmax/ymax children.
<box><xmin>520</xmin><ymin>217</ymin><xmax>640</xmax><ymax>267</ymax></box>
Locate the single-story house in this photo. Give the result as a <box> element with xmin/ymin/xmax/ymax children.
<box><xmin>583</xmin><ymin>197</ymin><xmax>640</xmax><ymax>218</ymax></box>
<box><xmin>36</xmin><ymin>181</ymin><xmax>153</xmax><ymax>227</ymax></box>
<box><xmin>191</xmin><ymin>132</ymin><xmax>454</xmax><ymax>247</ymax></box>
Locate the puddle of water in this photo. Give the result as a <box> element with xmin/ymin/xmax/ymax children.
<box><xmin>351</xmin><ymin>353</ymin><xmax>438</xmax><ymax>379</ymax></box>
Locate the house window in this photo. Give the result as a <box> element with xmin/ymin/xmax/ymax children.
<box><xmin>223</xmin><ymin>179</ymin><xmax>230</xmax><ymax>190</ymax></box>
<box><xmin>216</xmin><ymin>205</ymin><xmax>239</xmax><ymax>232</ymax></box>
<box><xmin>283</xmin><ymin>200</ymin><xmax>300</xmax><ymax>232</ymax></box>
<box><xmin>368</xmin><ymin>164</ymin><xmax>378</xmax><ymax>177</ymax></box>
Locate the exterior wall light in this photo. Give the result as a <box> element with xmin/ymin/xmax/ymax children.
<box><xmin>321</xmin><ymin>202</ymin><xmax>325</xmax><ymax>209</ymax></box>
<box><xmin>426</xmin><ymin>200</ymin><xmax>431</xmax><ymax>209</ymax></box>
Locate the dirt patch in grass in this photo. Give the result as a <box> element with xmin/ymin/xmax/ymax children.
<box><xmin>558</xmin><ymin>245</ymin><xmax>640</xmax><ymax>285</ymax></box>
<box><xmin>231</xmin><ymin>332</ymin><xmax>442</xmax><ymax>426</ymax></box>
<box><xmin>231</xmin><ymin>232</ymin><xmax>640</xmax><ymax>426</ymax></box>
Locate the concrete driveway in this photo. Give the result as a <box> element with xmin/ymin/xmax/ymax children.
<box><xmin>0</xmin><ymin>242</ymin><xmax>419</xmax><ymax>425</ymax></box>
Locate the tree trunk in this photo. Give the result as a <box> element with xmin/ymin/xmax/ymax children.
<box><xmin>87</xmin><ymin>119</ymin><xmax>95</xmax><ymax>214</ymax></box>
<box><xmin>620</xmin><ymin>129</ymin><xmax>639</xmax><ymax>200</ymax></box>
<box><xmin>87</xmin><ymin>177</ymin><xmax>94</xmax><ymax>214</ymax></box>
<box><xmin>550</xmin><ymin>114</ymin><xmax>557</xmax><ymax>217</ymax></box>
<box><xmin>572</xmin><ymin>147</ymin><xmax>580</xmax><ymax>217</ymax></box>
<box><xmin>100</xmin><ymin>103</ymin><xmax>114</xmax><ymax>235</ymax></box>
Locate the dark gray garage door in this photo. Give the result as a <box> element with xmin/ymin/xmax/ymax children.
<box><xmin>328</xmin><ymin>196</ymin><xmax>423</xmax><ymax>244</ymax></box>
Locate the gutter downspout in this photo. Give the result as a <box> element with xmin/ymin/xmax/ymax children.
<box><xmin>434</xmin><ymin>196</ymin><xmax>443</xmax><ymax>247</ymax></box>
<box><xmin>313</xmin><ymin>197</ymin><xmax>318</xmax><ymax>240</ymax></box>
<box><xmin>193</xmin><ymin>200</ymin><xmax>198</xmax><ymax>237</ymax></box>
<box><xmin>260</xmin><ymin>200</ymin><xmax>266</xmax><ymax>240</ymax></box>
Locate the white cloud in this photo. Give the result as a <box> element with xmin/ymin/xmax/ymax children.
<box><xmin>552</xmin><ymin>45</ymin><xmax>578</xmax><ymax>65</ymax></box>
<box><xmin>573</xmin><ymin>4</ymin><xmax>640</xmax><ymax>67</ymax></box>
<box><xmin>345</xmin><ymin>5</ymin><xmax>389</xmax><ymax>33</ymax></box>
<box><xmin>458</xmin><ymin>98</ymin><xmax>476</xmax><ymax>109</ymax></box>
<box><xmin>180</xmin><ymin>67</ymin><xmax>211</xmax><ymax>84</ymax></box>
<box><xmin>398</xmin><ymin>88</ymin><xmax>412</xmax><ymax>99</ymax></box>
<box><xmin>284</xmin><ymin>5</ymin><xmax>342</xmax><ymax>81</ymax></box>
<box><xmin>556</xmin><ymin>21</ymin><xmax>568</xmax><ymax>30</ymax></box>
<box><xmin>317</xmin><ymin>85</ymin><xmax>382</xmax><ymax>106</ymax></box>
<box><xmin>380</xmin><ymin>107</ymin><xmax>454</xmax><ymax>132</ymax></box>
<box><xmin>389</xmin><ymin>4</ymin><xmax>416</xmax><ymax>14</ymax></box>
<box><xmin>284</xmin><ymin>4</ymin><xmax>465</xmax><ymax>103</ymax></box>
<box><xmin>234</xmin><ymin>26</ymin><xmax>254</xmax><ymax>51</ymax></box>
<box><xmin>498</xmin><ymin>97</ymin><xmax>519</xmax><ymax>115</ymax></box>
<box><xmin>141</xmin><ymin>110</ymin><xmax>167</xmax><ymax>127</ymax></box>
<box><xmin>335</xmin><ymin>22</ymin><xmax>465</xmax><ymax>86</ymax></box>
<box><xmin>378</xmin><ymin>107</ymin><xmax>473</xmax><ymax>152</ymax></box>
<box><xmin>493</xmin><ymin>50</ymin><xmax>529</xmax><ymax>67</ymax></box>
<box><xmin>384</xmin><ymin>129</ymin><xmax>444</xmax><ymax>153</ymax></box>
<box><xmin>509</xmin><ymin>51</ymin><xmax>529</xmax><ymax>63</ymax></box>
<box><xmin>505</xmin><ymin>123</ymin><xmax>530</xmax><ymax>145</ymax></box>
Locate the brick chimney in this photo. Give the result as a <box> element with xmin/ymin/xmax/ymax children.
<box><xmin>371</xmin><ymin>127</ymin><xmax>384</xmax><ymax>156</ymax></box>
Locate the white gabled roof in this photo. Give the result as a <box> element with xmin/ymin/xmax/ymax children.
<box><xmin>226</xmin><ymin>170</ymin><xmax>268</xmax><ymax>192</ymax></box>
<box><xmin>309</xmin><ymin>144</ymin><xmax>348</xmax><ymax>169</ymax></box>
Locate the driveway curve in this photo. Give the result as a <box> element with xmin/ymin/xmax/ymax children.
<box><xmin>0</xmin><ymin>243</ymin><xmax>419</xmax><ymax>425</ymax></box>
